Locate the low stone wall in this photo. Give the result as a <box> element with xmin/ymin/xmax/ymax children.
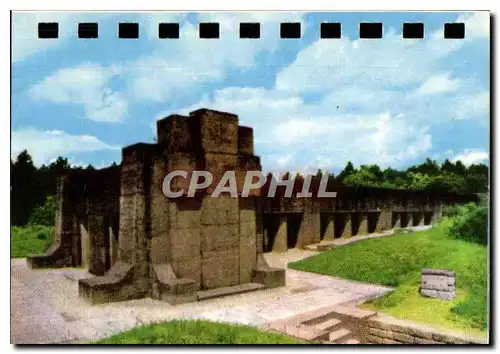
<box><xmin>364</xmin><ymin>314</ymin><xmax>487</xmax><ymax>345</ymax></box>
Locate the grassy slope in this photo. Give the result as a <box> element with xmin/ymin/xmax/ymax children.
<box><xmin>11</xmin><ymin>225</ymin><xmax>53</xmax><ymax>258</ymax></box>
<box><xmin>94</xmin><ymin>320</ymin><xmax>306</xmax><ymax>344</ymax></box>
<box><xmin>289</xmin><ymin>220</ymin><xmax>487</xmax><ymax>334</ymax></box>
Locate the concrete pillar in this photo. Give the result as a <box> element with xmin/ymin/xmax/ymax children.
<box><xmin>342</xmin><ymin>213</ymin><xmax>352</xmax><ymax>238</ymax></box>
<box><xmin>273</xmin><ymin>215</ymin><xmax>288</xmax><ymax>252</ymax></box>
<box><xmin>376</xmin><ymin>210</ymin><xmax>392</xmax><ymax>232</ymax></box>
<box><xmin>417</xmin><ymin>212</ymin><xmax>425</xmax><ymax>226</ymax></box>
<box><xmin>323</xmin><ymin>214</ymin><xmax>335</xmax><ymax>241</ymax></box>
<box><xmin>358</xmin><ymin>213</ymin><xmax>368</xmax><ymax>235</ymax></box>
<box><xmin>393</xmin><ymin>212</ymin><xmax>401</xmax><ymax>228</ymax></box>
<box><xmin>406</xmin><ymin>212</ymin><xmax>413</xmax><ymax>228</ymax></box>
<box><xmin>80</xmin><ymin>224</ymin><xmax>90</xmax><ymax>268</ymax></box>
<box><xmin>297</xmin><ymin>199</ymin><xmax>321</xmax><ymax>248</ymax></box>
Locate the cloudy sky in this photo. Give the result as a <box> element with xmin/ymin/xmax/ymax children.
<box><xmin>11</xmin><ymin>11</ymin><xmax>489</xmax><ymax>173</ymax></box>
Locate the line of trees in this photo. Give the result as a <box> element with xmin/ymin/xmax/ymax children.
<box><xmin>313</xmin><ymin>158</ymin><xmax>488</xmax><ymax>195</ymax></box>
<box><xmin>11</xmin><ymin>150</ymin><xmax>488</xmax><ymax>226</ymax></box>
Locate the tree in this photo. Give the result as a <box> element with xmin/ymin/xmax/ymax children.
<box><xmin>408</xmin><ymin>158</ymin><xmax>440</xmax><ymax>176</ymax></box>
<box><xmin>29</xmin><ymin>195</ymin><xmax>58</xmax><ymax>226</ymax></box>
<box><xmin>11</xmin><ymin>150</ymin><xmax>38</xmax><ymax>225</ymax></box>
<box><xmin>343</xmin><ymin>169</ymin><xmax>379</xmax><ymax>187</ymax></box>
<box><xmin>336</xmin><ymin>161</ymin><xmax>356</xmax><ymax>183</ymax></box>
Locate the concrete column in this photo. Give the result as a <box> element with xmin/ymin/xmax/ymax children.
<box><xmin>376</xmin><ymin>210</ymin><xmax>392</xmax><ymax>232</ymax></box>
<box><xmin>342</xmin><ymin>213</ymin><xmax>352</xmax><ymax>238</ymax></box>
<box><xmin>80</xmin><ymin>224</ymin><xmax>90</xmax><ymax>268</ymax></box>
<box><xmin>406</xmin><ymin>212</ymin><xmax>413</xmax><ymax>228</ymax></box>
<box><xmin>417</xmin><ymin>212</ymin><xmax>425</xmax><ymax>226</ymax></box>
<box><xmin>298</xmin><ymin>199</ymin><xmax>321</xmax><ymax>247</ymax></box>
<box><xmin>272</xmin><ymin>215</ymin><xmax>288</xmax><ymax>252</ymax></box>
<box><xmin>323</xmin><ymin>214</ymin><xmax>335</xmax><ymax>241</ymax></box>
<box><xmin>358</xmin><ymin>213</ymin><xmax>368</xmax><ymax>235</ymax></box>
<box><xmin>393</xmin><ymin>212</ymin><xmax>401</xmax><ymax>228</ymax></box>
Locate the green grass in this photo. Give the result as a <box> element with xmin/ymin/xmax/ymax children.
<box><xmin>11</xmin><ymin>225</ymin><xmax>53</xmax><ymax>258</ymax></box>
<box><xmin>289</xmin><ymin>219</ymin><xmax>488</xmax><ymax>334</ymax></box>
<box><xmin>94</xmin><ymin>320</ymin><xmax>306</xmax><ymax>344</ymax></box>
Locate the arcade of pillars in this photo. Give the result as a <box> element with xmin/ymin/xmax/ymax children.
<box><xmin>26</xmin><ymin>108</ymin><xmax>473</xmax><ymax>305</ymax></box>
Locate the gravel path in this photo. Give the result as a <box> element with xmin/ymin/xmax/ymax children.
<box><xmin>10</xmin><ymin>251</ymin><xmax>392</xmax><ymax>344</ymax></box>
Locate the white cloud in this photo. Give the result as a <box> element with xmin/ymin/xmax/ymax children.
<box><xmin>11</xmin><ymin>128</ymin><xmax>119</xmax><ymax>166</ymax></box>
<box><xmin>275</xmin><ymin>28</ymin><xmax>465</xmax><ymax>94</ymax></box>
<box><xmin>29</xmin><ymin>63</ymin><xmax>128</xmax><ymax>122</ymax></box>
<box><xmin>414</xmin><ymin>73</ymin><xmax>461</xmax><ymax>96</ymax></box>
<box><xmin>451</xmin><ymin>149</ymin><xmax>488</xmax><ymax>165</ymax></box>
<box><xmin>124</xmin><ymin>12</ymin><xmax>306</xmax><ymax>102</ymax></box>
<box><xmin>174</xmin><ymin>87</ymin><xmax>432</xmax><ymax>172</ymax></box>
<box><xmin>458</xmin><ymin>12</ymin><xmax>490</xmax><ymax>39</ymax></box>
<box><xmin>452</xmin><ymin>91</ymin><xmax>489</xmax><ymax>120</ymax></box>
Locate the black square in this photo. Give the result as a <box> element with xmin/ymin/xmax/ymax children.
<box><xmin>78</xmin><ymin>23</ymin><xmax>98</xmax><ymax>39</ymax></box>
<box><xmin>199</xmin><ymin>23</ymin><xmax>219</xmax><ymax>39</ymax></box>
<box><xmin>444</xmin><ymin>23</ymin><xmax>465</xmax><ymax>39</ymax></box>
<box><xmin>159</xmin><ymin>23</ymin><xmax>179</xmax><ymax>39</ymax></box>
<box><xmin>359</xmin><ymin>22</ymin><xmax>383</xmax><ymax>39</ymax></box>
<box><xmin>240</xmin><ymin>22</ymin><xmax>260</xmax><ymax>39</ymax></box>
<box><xmin>38</xmin><ymin>22</ymin><xmax>58</xmax><ymax>39</ymax></box>
<box><xmin>119</xmin><ymin>23</ymin><xmax>139</xmax><ymax>39</ymax></box>
<box><xmin>320</xmin><ymin>22</ymin><xmax>341</xmax><ymax>39</ymax></box>
<box><xmin>403</xmin><ymin>23</ymin><xmax>424</xmax><ymax>39</ymax></box>
<box><xmin>280</xmin><ymin>22</ymin><xmax>301</xmax><ymax>39</ymax></box>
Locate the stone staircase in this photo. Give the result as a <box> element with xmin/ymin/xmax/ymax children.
<box><xmin>268</xmin><ymin>304</ymin><xmax>376</xmax><ymax>344</ymax></box>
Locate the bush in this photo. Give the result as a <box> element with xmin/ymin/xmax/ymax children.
<box><xmin>28</xmin><ymin>196</ymin><xmax>58</xmax><ymax>226</ymax></box>
<box><xmin>11</xmin><ymin>225</ymin><xmax>53</xmax><ymax>258</ymax></box>
<box><xmin>448</xmin><ymin>203</ymin><xmax>488</xmax><ymax>245</ymax></box>
<box><xmin>443</xmin><ymin>205</ymin><xmax>463</xmax><ymax>218</ymax></box>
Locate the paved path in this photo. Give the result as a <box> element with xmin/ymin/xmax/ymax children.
<box><xmin>305</xmin><ymin>225</ymin><xmax>433</xmax><ymax>250</ymax></box>
<box><xmin>10</xmin><ymin>251</ymin><xmax>392</xmax><ymax>344</ymax></box>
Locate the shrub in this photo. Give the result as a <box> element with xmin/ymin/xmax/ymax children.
<box><xmin>443</xmin><ymin>205</ymin><xmax>463</xmax><ymax>218</ymax></box>
<box><xmin>448</xmin><ymin>203</ymin><xmax>488</xmax><ymax>245</ymax></box>
<box><xmin>28</xmin><ymin>196</ymin><xmax>58</xmax><ymax>226</ymax></box>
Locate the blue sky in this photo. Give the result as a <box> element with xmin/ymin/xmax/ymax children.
<box><xmin>11</xmin><ymin>11</ymin><xmax>489</xmax><ymax>174</ymax></box>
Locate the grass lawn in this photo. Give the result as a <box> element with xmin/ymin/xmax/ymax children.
<box><xmin>94</xmin><ymin>320</ymin><xmax>306</xmax><ymax>344</ymax></box>
<box><xmin>11</xmin><ymin>225</ymin><xmax>53</xmax><ymax>258</ymax></box>
<box><xmin>289</xmin><ymin>219</ymin><xmax>487</xmax><ymax>336</ymax></box>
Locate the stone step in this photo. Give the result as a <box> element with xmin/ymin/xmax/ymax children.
<box><xmin>303</xmin><ymin>245</ymin><xmax>319</xmax><ymax>251</ymax></box>
<box><xmin>328</xmin><ymin>328</ymin><xmax>353</xmax><ymax>343</ymax></box>
<box><xmin>196</xmin><ymin>283</ymin><xmax>265</xmax><ymax>301</ymax></box>
<box><xmin>309</xmin><ymin>317</ymin><xmax>342</xmax><ymax>332</ymax></box>
<box><xmin>298</xmin><ymin>306</ymin><xmax>341</xmax><ymax>326</ymax></box>
<box><xmin>330</xmin><ymin>305</ymin><xmax>377</xmax><ymax>321</ymax></box>
<box><xmin>284</xmin><ymin>325</ymin><xmax>330</xmax><ymax>342</ymax></box>
<box><xmin>342</xmin><ymin>338</ymin><xmax>361</xmax><ymax>344</ymax></box>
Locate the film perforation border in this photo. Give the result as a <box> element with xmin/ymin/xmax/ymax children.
<box><xmin>37</xmin><ymin>21</ymin><xmax>466</xmax><ymax>40</ymax></box>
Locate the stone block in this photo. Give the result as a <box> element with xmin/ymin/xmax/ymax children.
<box><xmin>238</xmin><ymin>126</ymin><xmax>254</xmax><ymax>154</ymax></box>
<box><xmin>201</xmin><ymin>197</ymin><xmax>239</xmax><ymax>225</ymax></box>
<box><xmin>202</xmin><ymin>254</ymin><xmax>240</xmax><ymax>289</ymax></box>
<box><xmin>201</xmin><ymin>225</ymin><xmax>239</xmax><ymax>254</ymax></box>
<box><xmin>437</xmin><ymin>291</ymin><xmax>456</xmax><ymax>300</ymax></box>
<box><xmin>414</xmin><ymin>337</ymin><xmax>442</xmax><ymax>344</ymax></box>
<box><xmin>193</xmin><ymin>109</ymin><xmax>239</xmax><ymax>155</ymax></box>
<box><xmin>252</xmin><ymin>267</ymin><xmax>286</xmax><ymax>288</ymax></box>
<box><xmin>393</xmin><ymin>332</ymin><xmax>415</xmax><ymax>343</ymax></box>
<box><xmin>420</xmin><ymin>288</ymin><xmax>438</xmax><ymax>298</ymax></box>
<box><xmin>368</xmin><ymin>327</ymin><xmax>393</xmax><ymax>339</ymax></box>
<box><xmin>170</xmin><ymin>228</ymin><xmax>201</xmax><ymax>259</ymax></box>
<box><xmin>171</xmin><ymin>257</ymin><xmax>201</xmax><ymax>287</ymax></box>
<box><xmin>150</xmin><ymin>236</ymin><xmax>169</xmax><ymax>264</ymax></box>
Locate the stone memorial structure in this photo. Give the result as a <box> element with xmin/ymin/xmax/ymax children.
<box><xmin>420</xmin><ymin>269</ymin><xmax>456</xmax><ymax>300</ymax></box>
<box><xmin>26</xmin><ymin>108</ymin><xmax>475</xmax><ymax>305</ymax></box>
